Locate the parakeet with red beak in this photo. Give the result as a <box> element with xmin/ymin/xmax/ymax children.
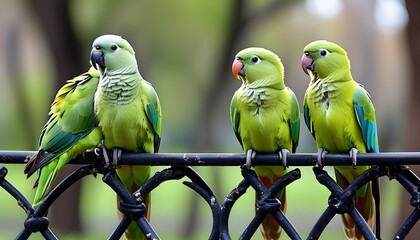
<box><xmin>230</xmin><ymin>47</ymin><xmax>300</xmax><ymax>240</ymax></box>
<box><xmin>301</xmin><ymin>40</ymin><xmax>379</xmax><ymax>239</ymax></box>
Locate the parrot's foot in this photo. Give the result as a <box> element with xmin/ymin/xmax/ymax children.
<box><xmin>349</xmin><ymin>147</ymin><xmax>358</xmax><ymax>169</ymax></box>
<box><xmin>93</xmin><ymin>145</ymin><xmax>122</xmax><ymax>169</ymax></box>
<box><xmin>316</xmin><ymin>148</ymin><xmax>328</xmax><ymax>168</ymax></box>
<box><xmin>82</xmin><ymin>148</ymin><xmax>96</xmax><ymax>159</ymax></box>
<box><xmin>112</xmin><ymin>148</ymin><xmax>122</xmax><ymax>168</ymax></box>
<box><xmin>244</xmin><ymin>149</ymin><xmax>256</xmax><ymax>169</ymax></box>
<box><xmin>278</xmin><ymin>149</ymin><xmax>289</xmax><ymax>170</ymax></box>
<box><xmin>94</xmin><ymin>143</ymin><xmax>112</xmax><ymax>168</ymax></box>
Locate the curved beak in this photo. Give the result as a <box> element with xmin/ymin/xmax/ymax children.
<box><xmin>90</xmin><ymin>47</ymin><xmax>105</xmax><ymax>73</ymax></box>
<box><xmin>301</xmin><ymin>52</ymin><xmax>315</xmax><ymax>75</ymax></box>
<box><xmin>232</xmin><ymin>58</ymin><xmax>245</xmax><ymax>80</ymax></box>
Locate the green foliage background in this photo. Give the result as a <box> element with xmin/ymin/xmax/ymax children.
<box><xmin>0</xmin><ymin>0</ymin><xmax>409</xmax><ymax>239</ymax></box>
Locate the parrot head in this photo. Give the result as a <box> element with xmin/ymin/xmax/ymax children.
<box><xmin>232</xmin><ymin>47</ymin><xmax>285</xmax><ymax>88</ymax></box>
<box><xmin>301</xmin><ymin>40</ymin><xmax>351</xmax><ymax>82</ymax></box>
<box><xmin>90</xmin><ymin>34</ymin><xmax>137</xmax><ymax>75</ymax></box>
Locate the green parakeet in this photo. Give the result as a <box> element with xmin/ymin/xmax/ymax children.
<box><xmin>301</xmin><ymin>40</ymin><xmax>379</xmax><ymax>239</ymax></box>
<box><xmin>230</xmin><ymin>47</ymin><xmax>300</xmax><ymax>240</ymax></box>
<box><xmin>24</xmin><ymin>67</ymin><xmax>103</xmax><ymax>206</ymax></box>
<box><xmin>90</xmin><ymin>34</ymin><xmax>162</xmax><ymax>240</ymax></box>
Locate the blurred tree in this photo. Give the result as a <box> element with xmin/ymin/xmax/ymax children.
<box><xmin>402</xmin><ymin>0</ymin><xmax>420</xmax><ymax>238</ymax></box>
<box><xmin>6</xmin><ymin>0</ymin><xmax>412</xmax><ymax>237</ymax></box>
<box><xmin>27</xmin><ymin>0</ymin><xmax>84</xmax><ymax>233</ymax></box>
<box><xmin>5</xmin><ymin>23</ymin><xmax>37</xmax><ymax>147</ymax></box>
<box><xmin>190</xmin><ymin>0</ymin><xmax>296</xmax><ymax>152</ymax></box>
<box><xmin>183</xmin><ymin>0</ymin><xmax>296</xmax><ymax>238</ymax></box>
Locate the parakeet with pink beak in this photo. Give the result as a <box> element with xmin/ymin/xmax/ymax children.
<box><xmin>301</xmin><ymin>40</ymin><xmax>379</xmax><ymax>239</ymax></box>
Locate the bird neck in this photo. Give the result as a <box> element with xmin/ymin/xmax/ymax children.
<box><xmin>106</xmin><ymin>63</ymin><xmax>139</xmax><ymax>77</ymax></box>
<box><xmin>321</xmin><ymin>68</ymin><xmax>353</xmax><ymax>83</ymax></box>
<box><xmin>98</xmin><ymin>65</ymin><xmax>141</xmax><ymax>105</ymax></box>
<box><xmin>246</xmin><ymin>75</ymin><xmax>284</xmax><ymax>91</ymax></box>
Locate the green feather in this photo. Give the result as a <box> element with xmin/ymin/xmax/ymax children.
<box><xmin>302</xmin><ymin>40</ymin><xmax>378</xmax><ymax>238</ymax></box>
<box><xmin>230</xmin><ymin>47</ymin><xmax>299</xmax><ymax>239</ymax></box>
<box><xmin>288</xmin><ymin>88</ymin><xmax>300</xmax><ymax>153</ymax></box>
<box><xmin>25</xmin><ymin>67</ymin><xmax>102</xmax><ymax>205</ymax></box>
<box><xmin>354</xmin><ymin>85</ymin><xmax>379</xmax><ymax>153</ymax></box>
<box><xmin>93</xmin><ymin>34</ymin><xmax>161</xmax><ymax>240</ymax></box>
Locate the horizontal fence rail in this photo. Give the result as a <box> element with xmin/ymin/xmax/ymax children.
<box><xmin>4</xmin><ymin>151</ymin><xmax>420</xmax><ymax>166</ymax></box>
<box><xmin>0</xmin><ymin>150</ymin><xmax>419</xmax><ymax>239</ymax></box>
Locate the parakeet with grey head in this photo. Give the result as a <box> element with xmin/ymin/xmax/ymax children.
<box><xmin>91</xmin><ymin>34</ymin><xmax>162</xmax><ymax>240</ymax></box>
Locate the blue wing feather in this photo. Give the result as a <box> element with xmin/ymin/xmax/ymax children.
<box><xmin>354</xmin><ymin>85</ymin><xmax>379</xmax><ymax>153</ymax></box>
<box><xmin>143</xmin><ymin>81</ymin><xmax>162</xmax><ymax>153</ymax></box>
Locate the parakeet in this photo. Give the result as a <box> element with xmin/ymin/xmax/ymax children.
<box><xmin>24</xmin><ymin>67</ymin><xmax>103</xmax><ymax>206</ymax></box>
<box><xmin>230</xmin><ymin>47</ymin><xmax>300</xmax><ymax>240</ymax></box>
<box><xmin>90</xmin><ymin>34</ymin><xmax>162</xmax><ymax>240</ymax></box>
<box><xmin>301</xmin><ymin>40</ymin><xmax>379</xmax><ymax>239</ymax></box>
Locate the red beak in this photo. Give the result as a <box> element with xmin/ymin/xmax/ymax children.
<box><xmin>232</xmin><ymin>58</ymin><xmax>244</xmax><ymax>80</ymax></box>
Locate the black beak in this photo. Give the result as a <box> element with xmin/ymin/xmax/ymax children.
<box><xmin>90</xmin><ymin>47</ymin><xmax>105</xmax><ymax>71</ymax></box>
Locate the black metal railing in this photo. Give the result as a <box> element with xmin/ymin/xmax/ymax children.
<box><xmin>0</xmin><ymin>151</ymin><xmax>419</xmax><ymax>239</ymax></box>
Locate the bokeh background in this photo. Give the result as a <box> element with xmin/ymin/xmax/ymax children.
<box><xmin>1</xmin><ymin>0</ymin><xmax>419</xmax><ymax>239</ymax></box>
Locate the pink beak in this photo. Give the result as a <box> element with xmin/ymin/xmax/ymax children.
<box><xmin>301</xmin><ymin>53</ymin><xmax>314</xmax><ymax>75</ymax></box>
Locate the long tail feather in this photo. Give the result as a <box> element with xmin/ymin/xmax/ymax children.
<box><xmin>335</xmin><ymin>168</ymin><xmax>375</xmax><ymax>239</ymax></box>
<box><xmin>32</xmin><ymin>160</ymin><xmax>60</xmax><ymax>206</ymax></box>
<box><xmin>24</xmin><ymin>150</ymin><xmax>56</xmax><ymax>178</ymax></box>
<box><xmin>116</xmin><ymin>166</ymin><xmax>151</xmax><ymax>240</ymax></box>
<box><xmin>258</xmin><ymin>175</ymin><xmax>286</xmax><ymax>240</ymax></box>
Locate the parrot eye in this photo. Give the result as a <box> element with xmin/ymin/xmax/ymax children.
<box><xmin>94</xmin><ymin>46</ymin><xmax>101</xmax><ymax>50</ymax></box>
<box><xmin>250</xmin><ymin>56</ymin><xmax>260</xmax><ymax>64</ymax></box>
<box><xmin>319</xmin><ymin>49</ymin><xmax>330</xmax><ymax>57</ymax></box>
<box><xmin>111</xmin><ymin>45</ymin><xmax>118</xmax><ymax>51</ymax></box>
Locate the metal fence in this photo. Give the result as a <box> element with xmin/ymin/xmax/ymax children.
<box><xmin>0</xmin><ymin>151</ymin><xmax>419</xmax><ymax>240</ymax></box>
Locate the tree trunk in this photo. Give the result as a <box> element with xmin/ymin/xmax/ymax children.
<box><xmin>27</xmin><ymin>0</ymin><xmax>84</xmax><ymax>233</ymax></box>
<box><xmin>401</xmin><ymin>0</ymin><xmax>420</xmax><ymax>238</ymax></box>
